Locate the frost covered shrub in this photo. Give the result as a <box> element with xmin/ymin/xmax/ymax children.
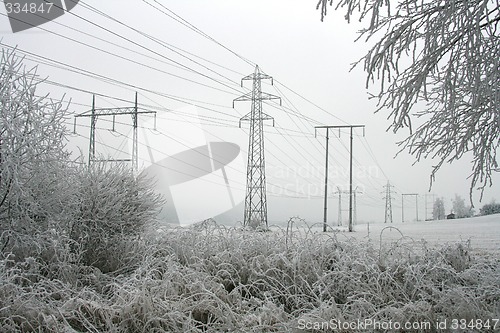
<box><xmin>70</xmin><ymin>163</ymin><xmax>163</xmax><ymax>273</ymax></box>
<box><xmin>0</xmin><ymin>50</ymin><xmax>70</xmax><ymax>220</ymax></box>
<box><xmin>0</xmin><ymin>49</ymin><xmax>76</xmax><ymax>264</ymax></box>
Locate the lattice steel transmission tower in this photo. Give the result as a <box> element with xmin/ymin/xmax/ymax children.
<box><xmin>74</xmin><ymin>93</ymin><xmax>156</xmax><ymax>173</ymax></box>
<box><xmin>233</xmin><ymin>65</ymin><xmax>281</xmax><ymax>228</ymax></box>
<box><xmin>383</xmin><ymin>181</ymin><xmax>395</xmax><ymax>223</ymax></box>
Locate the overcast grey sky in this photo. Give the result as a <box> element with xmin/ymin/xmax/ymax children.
<box><xmin>1</xmin><ymin>0</ymin><xmax>498</xmax><ymax>225</ymax></box>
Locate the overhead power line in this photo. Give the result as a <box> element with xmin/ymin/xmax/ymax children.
<box><xmin>41</xmin><ymin>0</ymin><xmax>247</xmax><ymax>94</ymax></box>
<box><xmin>141</xmin><ymin>0</ymin><xmax>255</xmax><ymax>67</ymax></box>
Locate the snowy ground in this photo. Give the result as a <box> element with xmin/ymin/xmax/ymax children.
<box><xmin>278</xmin><ymin>214</ymin><xmax>500</xmax><ymax>256</ymax></box>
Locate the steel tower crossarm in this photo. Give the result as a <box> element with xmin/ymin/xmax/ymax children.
<box><xmin>233</xmin><ymin>65</ymin><xmax>281</xmax><ymax>229</ymax></box>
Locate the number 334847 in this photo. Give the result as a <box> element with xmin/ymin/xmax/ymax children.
<box><xmin>5</xmin><ymin>2</ymin><xmax>54</xmax><ymax>14</ymax></box>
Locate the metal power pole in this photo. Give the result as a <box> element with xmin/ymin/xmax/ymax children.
<box><xmin>89</xmin><ymin>95</ymin><xmax>96</xmax><ymax>166</ymax></box>
<box><xmin>402</xmin><ymin>193</ymin><xmax>419</xmax><ymax>222</ymax></box>
<box><xmin>323</xmin><ymin>129</ymin><xmax>329</xmax><ymax>232</ymax></box>
<box><xmin>335</xmin><ymin>186</ymin><xmax>343</xmax><ymax>226</ymax></box>
<box><xmin>337</xmin><ymin>186</ymin><xmax>342</xmax><ymax>226</ymax></box>
<box><xmin>416</xmin><ymin>194</ymin><xmax>419</xmax><ymax>221</ymax></box>
<box><xmin>349</xmin><ymin>127</ymin><xmax>354</xmax><ymax>231</ymax></box>
<box><xmin>315</xmin><ymin>125</ymin><xmax>365</xmax><ymax>232</ymax></box>
<box><xmin>233</xmin><ymin>65</ymin><xmax>281</xmax><ymax>229</ymax></box>
<box><xmin>425</xmin><ymin>193</ymin><xmax>436</xmax><ymax>221</ymax></box>
<box><xmin>353</xmin><ymin>188</ymin><xmax>357</xmax><ymax>225</ymax></box>
<box><xmin>132</xmin><ymin>93</ymin><xmax>139</xmax><ymax>173</ymax></box>
<box><xmin>402</xmin><ymin>194</ymin><xmax>404</xmax><ymax>223</ymax></box>
<box><xmin>74</xmin><ymin>93</ymin><xmax>156</xmax><ymax>172</ymax></box>
<box><xmin>315</xmin><ymin>128</ymin><xmax>330</xmax><ymax>232</ymax></box>
<box><xmin>353</xmin><ymin>186</ymin><xmax>363</xmax><ymax>225</ymax></box>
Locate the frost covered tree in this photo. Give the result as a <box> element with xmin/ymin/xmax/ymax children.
<box><xmin>316</xmin><ymin>0</ymin><xmax>499</xmax><ymax>200</ymax></box>
<box><xmin>432</xmin><ymin>197</ymin><xmax>445</xmax><ymax>220</ymax></box>
<box><xmin>452</xmin><ymin>194</ymin><xmax>474</xmax><ymax>218</ymax></box>
<box><xmin>0</xmin><ymin>49</ymin><xmax>72</xmax><ymax>253</ymax></box>
<box><xmin>479</xmin><ymin>200</ymin><xmax>500</xmax><ymax>215</ymax></box>
<box><xmin>0</xmin><ymin>48</ymin><xmax>163</xmax><ymax>271</ymax></box>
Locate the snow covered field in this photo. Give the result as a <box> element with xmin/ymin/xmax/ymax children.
<box><xmin>276</xmin><ymin>213</ymin><xmax>500</xmax><ymax>256</ymax></box>
<box><xmin>356</xmin><ymin>214</ymin><xmax>500</xmax><ymax>255</ymax></box>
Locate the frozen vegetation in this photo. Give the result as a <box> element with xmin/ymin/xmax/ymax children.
<box><xmin>0</xmin><ymin>217</ymin><xmax>499</xmax><ymax>332</ymax></box>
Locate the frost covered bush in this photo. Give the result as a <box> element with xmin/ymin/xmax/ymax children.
<box><xmin>0</xmin><ymin>49</ymin><xmax>75</xmax><ymax>264</ymax></box>
<box><xmin>70</xmin><ymin>162</ymin><xmax>163</xmax><ymax>273</ymax></box>
<box><xmin>0</xmin><ymin>49</ymin><xmax>164</xmax><ymax>276</ymax></box>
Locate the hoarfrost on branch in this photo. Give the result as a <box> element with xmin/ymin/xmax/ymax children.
<box><xmin>317</xmin><ymin>0</ymin><xmax>499</xmax><ymax>201</ymax></box>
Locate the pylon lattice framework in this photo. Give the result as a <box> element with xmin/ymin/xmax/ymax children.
<box><xmin>383</xmin><ymin>181</ymin><xmax>395</xmax><ymax>223</ymax></box>
<box><xmin>74</xmin><ymin>93</ymin><xmax>156</xmax><ymax>173</ymax></box>
<box><xmin>233</xmin><ymin>65</ymin><xmax>281</xmax><ymax>228</ymax></box>
<box><xmin>336</xmin><ymin>186</ymin><xmax>362</xmax><ymax>227</ymax></box>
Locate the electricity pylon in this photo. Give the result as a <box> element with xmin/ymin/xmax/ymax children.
<box><xmin>383</xmin><ymin>181</ymin><xmax>395</xmax><ymax>223</ymax></box>
<box><xmin>335</xmin><ymin>186</ymin><xmax>362</xmax><ymax>226</ymax></box>
<box><xmin>74</xmin><ymin>93</ymin><xmax>156</xmax><ymax>173</ymax></box>
<box><xmin>233</xmin><ymin>65</ymin><xmax>281</xmax><ymax>228</ymax></box>
<box><xmin>402</xmin><ymin>193</ymin><xmax>419</xmax><ymax>223</ymax></box>
<box><xmin>315</xmin><ymin>125</ymin><xmax>365</xmax><ymax>232</ymax></box>
<box><xmin>424</xmin><ymin>193</ymin><xmax>436</xmax><ymax>221</ymax></box>
<box><xmin>335</xmin><ymin>187</ymin><xmax>344</xmax><ymax>226</ymax></box>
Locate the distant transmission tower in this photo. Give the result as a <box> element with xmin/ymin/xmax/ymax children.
<box><xmin>402</xmin><ymin>193</ymin><xmax>419</xmax><ymax>222</ymax></box>
<box><xmin>74</xmin><ymin>93</ymin><xmax>156</xmax><ymax>173</ymax></box>
<box><xmin>425</xmin><ymin>193</ymin><xmax>436</xmax><ymax>221</ymax></box>
<box><xmin>335</xmin><ymin>186</ymin><xmax>362</xmax><ymax>226</ymax></box>
<box><xmin>335</xmin><ymin>187</ymin><xmax>343</xmax><ymax>226</ymax></box>
<box><xmin>383</xmin><ymin>181</ymin><xmax>395</xmax><ymax>223</ymax></box>
<box><xmin>233</xmin><ymin>65</ymin><xmax>281</xmax><ymax>228</ymax></box>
